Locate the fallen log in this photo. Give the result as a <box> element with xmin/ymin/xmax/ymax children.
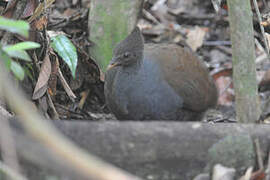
<box><xmin>8</xmin><ymin>121</ymin><xmax>270</xmax><ymax>180</ymax></box>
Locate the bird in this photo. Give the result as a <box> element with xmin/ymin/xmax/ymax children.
<box><xmin>104</xmin><ymin>27</ymin><xmax>218</xmax><ymax>120</ymax></box>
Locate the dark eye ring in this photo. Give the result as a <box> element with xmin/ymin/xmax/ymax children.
<box><xmin>124</xmin><ymin>52</ymin><xmax>129</xmax><ymax>58</ymax></box>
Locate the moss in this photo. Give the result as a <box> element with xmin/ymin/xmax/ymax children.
<box><xmin>90</xmin><ymin>1</ymin><xmax>130</xmax><ymax>72</ymax></box>
<box><xmin>206</xmin><ymin>134</ymin><xmax>255</xmax><ymax>176</ymax></box>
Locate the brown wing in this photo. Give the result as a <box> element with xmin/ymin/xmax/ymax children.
<box><xmin>145</xmin><ymin>44</ymin><xmax>218</xmax><ymax>112</ymax></box>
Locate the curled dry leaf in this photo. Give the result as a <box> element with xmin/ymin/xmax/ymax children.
<box><xmin>32</xmin><ymin>53</ymin><xmax>51</xmax><ymax>100</ymax></box>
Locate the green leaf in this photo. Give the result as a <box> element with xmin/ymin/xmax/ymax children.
<box><xmin>51</xmin><ymin>35</ymin><xmax>77</xmax><ymax>78</ymax></box>
<box><xmin>3</xmin><ymin>48</ymin><xmax>31</xmax><ymax>61</ymax></box>
<box><xmin>10</xmin><ymin>61</ymin><xmax>24</xmax><ymax>80</ymax></box>
<box><xmin>0</xmin><ymin>16</ymin><xmax>29</xmax><ymax>37</ymax></box>
<box><xmin>0</xmin><ymin>47</ymin><xmax>12</xmax><ymax>69</ymax></box>
<box><xmin>3</xmin><ymin>42</ymin><xmax>40</xmax><ymax>51</ymax></box>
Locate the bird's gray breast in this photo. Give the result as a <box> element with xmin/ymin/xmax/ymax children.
<box><xmin>111</xmin><ymin>54</ymin><xmax>183</xmax><ymax>120</ymax></box>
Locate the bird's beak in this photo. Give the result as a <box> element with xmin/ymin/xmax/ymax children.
<box><xmin>107</xmin><ymin>57</ymin><xmax>121</xmax><ymax>70</ymax></box>
<box><xmin>107</xmin><ymin>63</ymin><xmax>118</xmax><ymax>70</ymax></box>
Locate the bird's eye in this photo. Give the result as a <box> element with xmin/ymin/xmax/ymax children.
<box><xmin>123</xmin><ymin>52</ymin><xmax>130</xmax><ymax>58</ymax></box>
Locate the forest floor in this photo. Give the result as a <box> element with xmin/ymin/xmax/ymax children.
<box><xmin>3</xmin><ymin>0</ymin><xmax>270</xmax><ymax>122</ymax></box>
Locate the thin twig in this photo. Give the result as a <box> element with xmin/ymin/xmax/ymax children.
<box><xmin>253</xmin><ymin>0</ymin><xmax>270</xmax><ymax>59</ymax></box>
<box><xmin>254</xmin><ymin>138</ymin><xmax>264</xmax><ymax>170</ymax></box>
<box><xmin>57</xmin><ymin>68</ymin><xmax>76</xmax><ymax>102</ymax></box>
<box><xmin>46</xmin><ymin>92</ymin><xmax>59</xmax><ymax>120</ymax></box>
<box><xmin>203</xmin><ymin>40</ymin><xmax>231</xmax><ymax>46</ymax></box>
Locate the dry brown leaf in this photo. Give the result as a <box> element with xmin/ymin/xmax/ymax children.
<box><xmin>28</xmin><ymin>0</ymin><xmax>55</xmax><ymax>23</ymax></box>
<box><xmin>2</xmin><ymin>0</ymin><xmax>17</xmax><ymax>18</ymax></box>
<box><xmin>250</xmin><ymin>169</ymin><xmax>265</xmax><ymax>180</ymax></box>
<box><xmin>2</xmin><ymin>0</ymin><xmax>38</xmax><ymax>18</ymax></box>
<box><xmin>63</xmin><ymin>8</ymin><xmax>77</xmax><ymax>17</ymax></box>
<box><xmin>212</xmin><ymin>68</ymin><xmax>232</xmax><ymax>81</ymax></box>
<box><xmin>212</xmin><ymin>68</ymin><xmax>234</xmax><ymax>106</ymax></box>
<box><xmin>22</xmin><ymin>0</ymin><xmax>38</xmax><ymax>18</ymax></box>
<box><xmin>33</xmin><ymin>16</ymin><xmax>48</xmax><ymax>30</ymax></box>
<box><xmin>216</xmin><ymin>76</ymin><xmax>234</xmax><ymax>106</ymax></box>
<box><xmin>48</xmin><ymin>53</ymin><xmax>59</xmax><ymax>97</ymax></box>
<box><xmin>32</xmin><ymin>53</ymin><xmax>51</xmax><ymax>100</ymax></box>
